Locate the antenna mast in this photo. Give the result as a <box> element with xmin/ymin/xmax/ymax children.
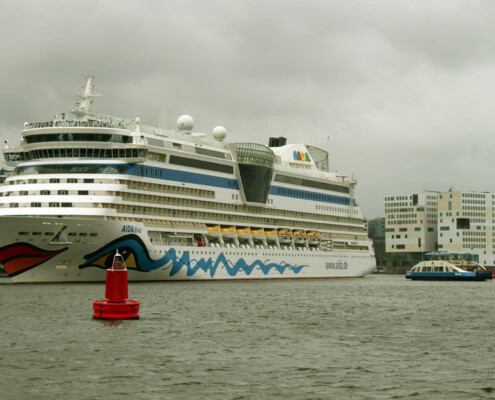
<box><xmin>71</xmin><ymin>75</ymin><xmax>102</xmax><ymax>116</ymax></box>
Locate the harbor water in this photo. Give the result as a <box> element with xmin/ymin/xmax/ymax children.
<box><xmin>1</xmin><ymin>275</ymin><xmax>495</xmax><ymax>399</ymax></box>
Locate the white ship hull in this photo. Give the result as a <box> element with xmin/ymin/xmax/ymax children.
<box><xmin>0</xmin><ymin>216</ymin><xmax>375</xmax><ymax>283</ymax></box>
<box><xmin>1</xmin><ymin>77</ymin><xmax>376</xmax><ymax>283</ymax></box>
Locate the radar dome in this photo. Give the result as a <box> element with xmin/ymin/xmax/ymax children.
<box><xmin>212</xmin><ymin>126</ymin><xmax>227</xmax><ymax>141</ymax></box>
<box><xmin>177</xmin><ymin>115</ymin><xmax>194</xmax><ymax>132</ymax></box>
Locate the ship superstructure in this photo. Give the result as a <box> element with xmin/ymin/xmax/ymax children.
<box><xmin>0</xmin><ymin>76</ymin><xmax>375</xmax><ymax>282</ymax></box>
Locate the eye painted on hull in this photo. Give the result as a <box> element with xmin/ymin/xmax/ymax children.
<box><xmin>86</xmin><ymin>247</ymin><xmax>137</xmax><ymax>270</ymax></box>
<box><xmin>0</xmin><ymin>243</ymin><xmax>67</xmax><ymax>277</ymax></box>
<box><xmin>79</xmin><ymin>235</ymin><xmax>153</xmax><ymax>271</ymax></box>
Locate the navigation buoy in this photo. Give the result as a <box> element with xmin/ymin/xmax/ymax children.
<box><xmin>93</xmin><ymin>251</ymin><xmax>140</xmax><ymax>319</ymax></box>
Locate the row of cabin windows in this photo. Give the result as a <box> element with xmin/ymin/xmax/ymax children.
<box><xmin>24</xmin><ymin>133</ymin><xmax>133</xmax><ymax>144</ymax></box>
<box><xmin>18</xmin><ymin>231</ymin><xmax>98</xmax><ymax>237</ymax></box>
<box><xmin>276</xmin><ymin>187</ymin><xmax>350</xmax><ymax>205</ymax></box>
<box><xmin>12</xmin><ymin>190</ymin><xmax>89</xmax><ymax>197</ymax></box>
<box><xmin>10</xmin><ymin>203</ymin><xmax>72</xmax><ymax>208</ymax></box>
<box><xmin>411</xmin><ymin>266</ymin><xmax>454</xmax><ymax>272</ymax></box>
<box><xmin>35</xmin><ymin>190</ymin><xmax>88</xmax><ymax>195</ymax></box>
<box><xmin>4</xmin><ymin>148</ymin><xmax>145</xmax><ymax>162</ymax></box>
<box><xmin>10</xmin><ymin>178</ymin><xmax>94</xmax><ymax>184</ymax></box>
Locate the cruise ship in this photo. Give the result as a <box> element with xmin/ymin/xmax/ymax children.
<box><xmin>0</xmin><ymin>76</ymin><xmax>375</xmax><ymax>283</ymax></box>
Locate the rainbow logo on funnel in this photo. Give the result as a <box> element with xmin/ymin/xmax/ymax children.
<box><xmin>293</xmin><ymin>150</ymin><xmax>311</xmax><ymax>162</ymax></box>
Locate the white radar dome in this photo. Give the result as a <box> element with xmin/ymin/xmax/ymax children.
<box><xmin>212</xmin><ymin>126</ymin><xmax>227</xmax><ymax>141</ymax></box>
<box><xmin>177</xmin><ymin>115</ymin><xmax>194</xmax><ymax>133</ymax></box>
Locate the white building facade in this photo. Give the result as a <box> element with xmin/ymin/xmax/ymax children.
<box><xmin>384</xmin><ymin>193</ymin><xmax>438</xmax><ymax>253</ymax></box>
<box><xmin>437</xmin><ymin>191</ymin><xmax>495</xmax><ymax>266</ymax></box>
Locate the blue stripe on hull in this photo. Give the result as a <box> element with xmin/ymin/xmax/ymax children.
<box><xmin>21</xmin><ymin>162</ymin><xmax>353</xmax><ymax>206</ymax></box>
<box><xmin>406</xmin><ymin>272</ymin><xmax>490</xmax><ymax>281</ymax></box>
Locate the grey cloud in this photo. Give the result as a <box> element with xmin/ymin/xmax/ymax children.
<box><xmin>2</xmin><ymin>0</ymin><xmax>495</xmax><ymax>217</ymax></box>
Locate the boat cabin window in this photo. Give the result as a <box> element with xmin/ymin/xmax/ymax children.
<box><xmin>422</xmin><ymin>266</ymin><xmax>432</xmax><ymax>272</ymax></box>
<box><xmin>24</xmin><ymin>133</ymin><xmax>133</xmax><ymax>144</ymax></box>
<box><xmin>433</xmin><ymin>266</ymin><xmax>444</xmax><ymax>272</ymax></box>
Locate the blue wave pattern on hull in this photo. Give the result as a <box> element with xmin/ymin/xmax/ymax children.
<box><xmin>79</xmin><ymin>234</ymin><xmax>309</xmax><ymax>278</ymax></box>
<box><xmin>169</xmin><ymin>252</ymin><xmax>308</xmax><ymax>277</ymax></box>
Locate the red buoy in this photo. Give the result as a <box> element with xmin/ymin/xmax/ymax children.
<box><xmin>93</xmin><ymin>251</ymin><xmax>140</xmax><ymax>319</ymax></box>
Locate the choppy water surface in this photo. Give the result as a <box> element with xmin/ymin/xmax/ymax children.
<box><xmin>1</xmin><ymin>275</ymin><xmax>495</xmax><ymax>399</ymax></box>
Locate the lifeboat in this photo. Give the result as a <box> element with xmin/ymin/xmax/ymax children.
<box><xmin>207</xmin><ymin>225</ymin><xmax>221</xmax><ymax>236</ymax></box>
<box><xmin>265</xmin><ymin>229</ymin><xmax>278</xmax><ymax>241</ymax></box>
<box><xmin>221</xmin><ymin>226</ymin><xmax>236</xmax><ymax>238</ymax></box>
<box><xmin>293</xmin><ymin>230</ymin><xmax>307</xmax><ymax>243</ymax></box>
<box><xmin>278</xmin><ymin>228</ymin><xmax>292</xmax><ymax>242</ymax></box>
<box><xmin>251</xmin><ymin>228</ymin><xmax>265</xmax><ymax>239</ymax></box>
<box><xmin>307</xmin><ymin>230</ymin><xmax>321</xmax><ymax>239</ymax></box>
<box><xmin>236</xmin><ymin>227</ymin><xmax>251</xmax><ymax>238</ymax></box>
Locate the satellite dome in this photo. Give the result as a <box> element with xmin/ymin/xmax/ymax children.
<box><xmin>212</xmin><ymin>126</ymin><xmax>227</xmax><ymax>141</ymax></box>
<box><xmin>177</xmin><ymin>115</ymin><xmax>194</xmax><ymax>133</ymax></box>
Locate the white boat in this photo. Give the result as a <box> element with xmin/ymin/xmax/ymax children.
<box><xmin>406</xmin><ymin>252</ymin><xmax>492</xmax><ymax>281</ymax></box>
<box><xmin>0</xmin><ymin>76</ymin><xmax>376</xmax><ymax>283</ymax></box>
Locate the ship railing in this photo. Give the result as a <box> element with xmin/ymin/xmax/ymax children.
<box><xmin>23</xmin><ymin>120</ymin><xmax>128</xmax><ymax>130</ymax></box>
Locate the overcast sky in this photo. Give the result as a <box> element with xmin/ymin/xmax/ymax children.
<box><xmin>2</xmin><ymin>0</ymin><xmax>495</xmax><ymax>218</ymax></box>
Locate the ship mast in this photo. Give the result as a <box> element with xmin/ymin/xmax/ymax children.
<box><xmin>71</xmin><ymin>75</ymin><xmax>101</xmax><ymax>117</ymax></box>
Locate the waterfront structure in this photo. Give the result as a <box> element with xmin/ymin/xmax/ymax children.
<box><xmin>0</xmin><ymin>76</ymin><xmax>375</xmax><ymax>283</ymax></box>
<box><xmin>437</xmin><ymin>191</ymin><xmax>495</xmax><ymax>266</ymax></box>
<box><xmin>384</xmin><ymin>190</ymin><xmax>495</xmax><ymax>268</ymax></box>
<box><xmin>384</xmin><ymin>193</ymin><xmax>438</xmax><ymax>253</ymax></box>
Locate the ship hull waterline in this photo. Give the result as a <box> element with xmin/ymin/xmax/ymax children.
<box><xmin>0</xmin><ymin>216</ymin><xmax>375</xmax><ymax>283</ymax></box>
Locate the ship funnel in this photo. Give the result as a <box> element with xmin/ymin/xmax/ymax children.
<box><xmin>268</xmin><ymin>137</ymin><xmax>287</xmax><ymax>147</ymax></box>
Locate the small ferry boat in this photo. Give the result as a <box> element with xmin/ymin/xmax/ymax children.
<box><xmin>406</xmin><ymin>252</ymin><xmax>493</xmax><ymax>281</ymax></box>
